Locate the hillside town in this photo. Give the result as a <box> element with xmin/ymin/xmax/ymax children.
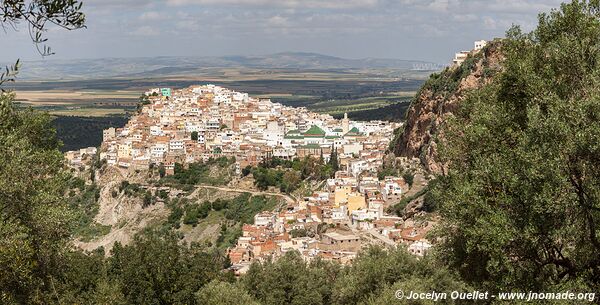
<box><xmin>227</xmin><ymin>169</ymin><xmax>435</xmax><ymax>274</ymax></box>
<box><xmin>65</xmin><ymin>84</ymin><xmax>434</xmax><ymax>272</ymax></box>
<box><xmin>91</xmin><ymin>85</ymin><xmax>399</xmax><ymax>175</ymax></box>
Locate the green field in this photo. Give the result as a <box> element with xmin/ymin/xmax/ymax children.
<box><xmin>10</xmin><ymin>68</ymin><xmax>423</xmax><ymax>116</ymax></box>
<box><xmin>13</xmin><ymin>69</ymin><xmax>423</xmax><ymax>152</ymax></box>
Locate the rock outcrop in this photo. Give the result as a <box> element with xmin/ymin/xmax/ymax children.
<box><xmin>393</xmin><ymin>41</ymin><xmax>503</xmax><ymax>173</ymax></box>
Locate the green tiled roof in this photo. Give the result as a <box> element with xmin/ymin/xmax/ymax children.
<box><xmin>284</xmin><ymin>135</ymin><xmax>304</xmax><ymax>139</ymax></box>
<box><xmin>345</xmin><ymin>127</ymin><xmax>362</xmax><ymax>136</ymax></box>
<box><xmin>299</xmin><ymin>144</ymin><xmax>322</xmax><ymax>149</ymax></box>
<box><xmin>303</xmin><ymin>125</ymin><xmax>325</xmax><ymax>137</ymax></box>
<box><xmin>284</xmin><ymin>129</ymin><xmax>304</xmax><ymax>139</ymax></box>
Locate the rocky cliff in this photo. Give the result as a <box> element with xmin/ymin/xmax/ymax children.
<box><xmin>393</xmin><ymin>41</ymin><xmax>503</xmax><ymax>173</ymax></box>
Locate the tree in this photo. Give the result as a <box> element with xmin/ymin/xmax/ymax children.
<box><xmin>242</xmin><ymin>165</ymin><xmax>252</xmax><ymax>177</ymax></box>
<box><xmin>0</xmin><ymin>93</ymin><xmax>76</xmax><ymax>303</ymax></box>
<box><xmin>0</xmin><ymin>0</ymin><xmax>86</xmax><ymax>87</ymax></box>
<box><xmin>434</xmin><ymin>0</ymin><xmax>600</xmax><ymax>293</ymax></box>
<box><xmin>402</xmin><ymin>171</ymin><xmax>414</xmax><ymax>187</ymax></box>
<box><xmin>0</xmin><ymin>8</ymin><xmax>85</xmax><ymax>299</ymax></box>
<box><xmin>142</xmin><ymin>191</ymin><xmax>153</xmax><ymax>207</ymax></box>
<box><xmin>191</xmin><ymin>131</ymin><xmax>199</xmax><ymax>141</ymax></box>
<box><xmin>196</xmin><ymin>280</ymin><xmax>259</xmax><ymax>305</ymax></box>
<box><xmin>332</xmin><ymin>247</ymin><xmax>468</xmax><ymax>305</ymax></box>
<box><xmin>242</xmin><ymin>251</ymin><xmax>340</xmax><ymax>305</ymax></box>
<box><xmin>108</xmin><ymin>231</ymin><xmax>224</xmax><ymax>305</ymax></box>
<box><xmin>281</xmin><ymin>170</ymin><xmax>301</xmax><ymax>193</ymax></box>
<box><xmin>328</xmin><ymin>145</ymin><xmax>339</xmax><ymax>174</ymax></box>
<box><xmin>158</xmin><ymin>163</ymin><xmax>166</xmax><ymax>178</ymax></box>
<box><xmin>136</xmin><ymin>94</ymin><xmax>150</xmax><ymax>113</ymax></box>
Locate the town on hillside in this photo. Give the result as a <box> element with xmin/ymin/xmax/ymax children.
<box><xmin>65</xmin><ymin>84</ymin><xmax>434</xmax><ymax>274</ymax></box>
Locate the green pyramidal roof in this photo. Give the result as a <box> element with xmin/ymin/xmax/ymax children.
<box><xmin>303</xmin><ymin>125</ymin><xmax>326</xmax><ymax>137</ymax></box>
<box><xmin>345</xmin><ymin>127</ymin><xmax>362</xmax><ymax>136</ymax></box>
<box><xmin>284</xmin><ymin>129</ymin><xmax>304</xmax><ymax>139</ymax></box>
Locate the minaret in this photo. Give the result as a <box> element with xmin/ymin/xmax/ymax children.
<box><xmin>342</xmin><ymin>112</ymin><xmax>350</xmax><ymax>134</ymax></box>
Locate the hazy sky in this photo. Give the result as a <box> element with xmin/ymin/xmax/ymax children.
<box><xmin>2</xmin><ymin>0</ymin><xmax>563</xmax><ymax>63</ymax></box>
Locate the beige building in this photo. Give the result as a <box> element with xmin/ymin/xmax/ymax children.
<box><xmin>334</xmin><ymin>185</ymin><xmax>352</xmax><ymax>207</ymax></box>
<box><xmin>346</xmin><ymin>192</ymin><xmax>366</xmax><ymax>214</ymax></box>
<box><xmin>319</xmin><ymin>232</ymin><xmax>361</xmax><ymax>252</ymax></box>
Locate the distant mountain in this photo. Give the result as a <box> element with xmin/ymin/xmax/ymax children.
<box><xmin>4</xmin><ymin>53</ymin><xmax>441</xmax><ymax>80</ymax></box>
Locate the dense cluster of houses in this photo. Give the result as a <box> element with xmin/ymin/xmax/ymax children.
<box><xmin>228</xmin><ymin>162</ymin><xmax>434</xmax><ymax>274</ymax></box>
<box><xmin>95</xmin><ymin>84</ymin><xmax>398</xmax><ymax>176</ymax></box>
<box><xmin>64</xmin><ymin>84</ymin><xmax>434</xmax><ymax>270</ymax></box>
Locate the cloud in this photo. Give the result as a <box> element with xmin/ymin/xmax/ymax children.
<box><xmin>139</xmin><ymin>11</ymin><xmax>165</xmax><ymax>21</ymax></box>
<box><xmin>166</xmin><ymin>0</ymin><xmax>379</xmax><ymax>9</ymax></box>
<box><xmin>131</xmin><ymin>26</ymin><xmax>160</xmax><ymax>36</ymax></box>
<box><xmin>85</xmin><ymin>0</ymin><xmax>155</xmax><ymax>8</ymax></box>
<box><xmin>484</xmin><ymin>0</ymin><xmax>559</xmax><ymax>15</ymax></box>
<box><xmin>426</xmin><ymin>0</ymin><xmax>452</xmax><ymax>12</ymax></box>
<box><xmin>483</xmin><ymin>16</ymin><xmax>497</xmax><ymax>29</ymax></box>
<box><xmin>267</xmin><ymin>16</ymin><xmax>289</xmax><ymax>27</ymax></box>
<box><xmin>452</xmin><ymin>14</ymin><xmax>478</xmax><ymax>22</ymax></box>
<box><xmin>3</xmin><ymin>0</ymin><xmax>567</xmax><ymax>62</ymax></box>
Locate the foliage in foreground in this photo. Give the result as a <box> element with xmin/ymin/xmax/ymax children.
<box><xmin>3</xmin><ymin>1</ymin><xmax>600</xmax><ymax>304</ymax></box>
<box><xmin>0</xmin><ymin>93</ymin><xmax>75</xmax><ymax>303</ymax></box>
<box><xmin>433</xmin><ymin>0</ymin><xmax>600</xmax><ymax>294</ymax></box>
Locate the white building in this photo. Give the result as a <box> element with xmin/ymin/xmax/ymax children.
<box><xmin>453</xmin><ymin>51</ymin><xmax>469</xmax><ymax>66</ymax></box>
<box><xmin>408</xmin><ymin>240</ymin><xmax>432</xmax><ymax>257</ymax></box>
<box><xmin>474</xmin><ymin>40</ymin><xmax>487</xmax><ymax>51</ymax></box>
<box><xmin>169</xmin><ymin>139</ymin><xmax>185</xmax><ymax>151</ymax></box>
<box><xmin>254</xmin><ymin>213</ymin><xmax>276</xmax><ymax>227</ymax></box>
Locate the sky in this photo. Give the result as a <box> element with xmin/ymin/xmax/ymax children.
<box><xmin>1</xmin><ymin>0</ymin><xmax>564</xmax><ymax>63</ymax></box>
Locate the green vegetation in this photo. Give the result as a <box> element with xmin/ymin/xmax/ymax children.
<box><xmin>196</xmin><ymin>280</ymin><xmax>259</xmax><ymax>305</ymax></box>
<box><xmin>307</xmin><ymin>95</ymin><xmax>412</xmax><ymax>116</ymax></box>
<box><xmin>3</xmin><ymin>1</ymin><xmax>600</xmax><ymax>304</ymax></box>
<box><xmin>108</xmin><ymin>231</ymin><xmax>230</xmax><ymax>305</ymax></box>
<box><xmin>434</xmin><ymin>0</ymin><xmax>600</xmax><ymax>293</ymax></box>
<box><xmin>119</xmin><ymin>180</ymin><xmax>142</xmax><ymax>196</ymax></box>
<box><xmin>160</xmin><ymin>157</ymin><xmax>236</xmax><ymax>187</ymax></box>
<box><xmin>136</xmin><ymin>93</ymin><xmax>152</xmax><ymax>113</ymax></box>
<box><xmin>421</xmin><ymin>179</ymin><xmax>439</xmax><ymax>213</ymax></box>
<box><xmin>241</xmin><ymin>247</ymin><xmax>467</xmax><ymax>305</ymax></box>
<box><xmin>250</xmin><ymin>156</ymin><xmax>337</xmax><ymax>193</ymax></box>
<box><xmin>66</xmin><ymin>181</ymin><xmax>113</xmax><ymax>241</ymax></box>
<box><xmin>289</xmin><ymin>228</ymin><xmax>309</xmax><ymax>238</ymax></box>
<box><xmin>251</xmin><ymin>167</ymin><xmax>299</xmax><ymax>193</ymax></box>
<box><xmin>224</xmin><ymin>194</ymin><xmax>278</xmax><ymax>224</ymax></box>
<box><xmin>416</xmin><ymin>44</ymin><xmax>492</xmax><ymax>99</ymax></box>
<box><xmin>0</xmin><ymin>92</ymin><xmax>76</xmax><ymax>303</ymax></box>
<box><xmin>52</xmin><ymin>116</ymin><xmax>128</xmax><ymax>152</ymax></box>
<box><xmin>387</xmin><ymin>186</ymin><xmax>429</xmax><ymax>217</ymax></box>
<box><xmin>377</xmin><ymin>154</ymin><xmax>411</xmax><ymax>181</ymax></box>
<box><xmin>76</xmin><ymin>223</ymin><xmax>112</xmax><ymax>243</ymax></box>
<box><xmin>402</xmin><ymin>171</ymin><xmax>414</xmax><ymax>187</ymax></box>
<box><xmin>166</xmin><ymin>193</ymin><xmax>278</xmax><ymax>247</ymax></box>
<box><xmin>216</xmin><ymin>223</ymin><xmax>243</xmax><ymax>249</ymax></box>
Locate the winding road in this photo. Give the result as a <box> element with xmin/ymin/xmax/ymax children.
<box><xmin>190</xmin><ymin>184</ymin><xmax>298</xmax><ymax>206</ymax></box>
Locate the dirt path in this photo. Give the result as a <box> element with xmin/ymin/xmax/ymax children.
<box><xmin>190</xmin><ymin>184</ymin><xmax>297</xmax><ymax>206</ymax></box>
